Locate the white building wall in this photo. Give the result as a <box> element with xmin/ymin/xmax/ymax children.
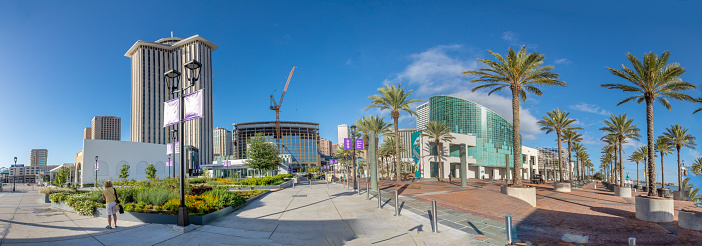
<box><xmin>418</xmin><ymin>132</ymin><xmax>477</xmax><ymax>179</ymax></box>
<box><xmin>77</xmin><ymin>139</ymin><xmax>168</xmax><ymax>186</ymax></box>
<box><xmin>337</xmin><ymin>124</ymin><xmax>348</xmax><ymax>145</ymax></box>
<box><xmin>416</xmin><ymin>102</ymin><xmax>430</xmax><ymax>130</ymax></box>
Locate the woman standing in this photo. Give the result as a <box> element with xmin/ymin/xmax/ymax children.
<box><xmin>101</xmin><ymin>180</ymin><xmax>119</xmax><ymax>229</ymax></box>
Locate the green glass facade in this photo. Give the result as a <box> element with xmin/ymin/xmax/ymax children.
<box><xmin>428</xmin><ymin>96</ymin><xmax>521</xmax><ymax>167</ymax></box>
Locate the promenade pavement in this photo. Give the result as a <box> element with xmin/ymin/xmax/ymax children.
<box><xmin>0</xmin><ymin>181</ymin><xmax>468</xmax><ymax>246</ymax></box>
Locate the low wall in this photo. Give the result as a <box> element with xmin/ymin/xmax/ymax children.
<box><xmin>614</xmin><ymin>186</ymin><xmax>632</xmax><ymax>198</ymax></box>
<box><xmin>51</xmin><ymin>190</ymin><xmax>270</xmax><ymax>225</ymax></box>
<box><xmin>554</xmin><ymin>182</ymin><xmax>571</xmax><ymax>192</ymax></box>
<box><xmin>635</xmin><ymin>196</ymin><xmax>674</xmax><ymax>222</ymax></box>
<box><xmin>679</xmin><ymin>210</ymin><xmax>702</xmax><ymax>231</ymax></box>
<box><xmin>501</xmin><ymin>186</ymin><xmax>536</xmax><ymax>207</ymax></box>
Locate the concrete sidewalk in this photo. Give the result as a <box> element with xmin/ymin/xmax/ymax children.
<box><xmin>0</xmin><ymin>181</ymin><xmax>470</xmax><ymax>245</ymax></box>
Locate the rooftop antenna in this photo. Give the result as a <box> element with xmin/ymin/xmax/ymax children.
<box><xmin>171</xmin><ymin>31</ymin><xmax>173</xmax><ymax>38</ymax></box>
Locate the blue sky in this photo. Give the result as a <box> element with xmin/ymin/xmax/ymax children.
<box><xmin>2</xmin><ymin>1</ymin><xmax>702</xmax><ymax>183</ymax></box>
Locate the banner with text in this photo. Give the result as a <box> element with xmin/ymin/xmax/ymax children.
<box><xmin>184</xmin><ymin>89</ymin><xmax>203</xmax><ymax>121</ymax></box>
<box><xmin>163</xmin><ymin>98</ymin><xmax>180</xmax><ymax>127</ymax></box>
<box><xmin>167</xmin><ymin>142</ymin><xmax>180</xmax><ymax>155</ymax></box>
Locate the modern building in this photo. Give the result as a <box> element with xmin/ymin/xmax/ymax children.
<box><xmin>84</xmin><ymin>128</ymin><xmax>92</xmax><ymax>139</ymax></box>
<box><xmin>91</xmin><ymin>116</ymin><xmax>121</xmax><ymax>140</ymax></box>
<box><xmin>416</xmin><ymin>102</ymin><xmax>430</xmax><ymax>130</ymax></box>
<box><xmin>125</xmin><ymin>34</ymin><xmax>217</xmax><ymax>169</ymax></box>
<box><xmin>337</xmin><ymin>124</ymin><xmax>348</xmax><ymax>146</ymax></box>
<box><xmin>536</xmin><ymin>147</ymin><xmax>573</xmax><ymax>181</ymax></box>
<box><xmin>0</xmin><ymin>167</ymin><xmax>8</xmax><ymax>183</ymax></box>
<box><xmin>213</xmin><ymin>128</ymin><xmax>233</xmax><ymax>156</ymax></box>
<box><xmin>234</xmin><ymin>121</ymin><xmax>320</xmax><ymax>171</ymax></box>
<box><xmin>398</xmin><ymin>128</ymin><xmax>416</xmax><ymax>161</ymax></box>
<box><xmin>331</xmin><ymin>144</ymin><xmax>338</xmax><ymax>155</ymax></box>
<box><xmin>8</xmin><ymin>164</ymin><xmax>58</xmax><ymax>183</ymax></box>
<box><xmin>74</xmin><ymin>139</ymin><xmax>169</xmax><ymax>186</ymax></box>
<box><xmin>30</xmin><ymin>149</ymin><xmax>48</xmax><ymax>166</ymax></box>
<box><xmin>319</xmin><ymin>138</ymin><xmax>332</xmax><ymax>157</ymax></box>
<box><xmin>414</xmin><ymin>95</ymin><xmax>537</xmax><ymax>179</ymax></box>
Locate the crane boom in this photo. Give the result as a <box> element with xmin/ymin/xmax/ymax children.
<box><xmin>270</xmin><ymin>66</ymin><xmax>296</xmax><ymax>155</ymax></box>
<box><xmin>278</xmin><ymin>66</ymin><xmax>296</xmax><ymax>108</ymax></box>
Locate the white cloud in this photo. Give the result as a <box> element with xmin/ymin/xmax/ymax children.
<box><xmin>690</xmin><ymin>149</ymin><xmax>701</xmax><ymax>159</ymax></box>
<box><xmin>501</xmin><ymin>31</ymin><xmax>538</xmax><ymax>49</ymax></box>
<box><xmin>570</xmin><ymin>102</ymin><xmax>612</xmax><ymax>116</ymax></box>
<box><xmin>555</xmin><ymin>58</ymin><xmax>571</xmax><ymax>64</ymax></box>
<box><xmin>383</xmin><ymin>44</ymin><xmax>541</xmax><ymax>140</ymax></box>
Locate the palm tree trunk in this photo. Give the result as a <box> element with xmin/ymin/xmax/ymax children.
<box><xmin>392</xmin><ymin>111</ymin><xmax>400</xmax><ymax>181</ymax></box>
<box><xmin>567</xmin><ymin>142</ymin><xmax>572</xmax><ymax>181</ymax></box>
<box><xmin>438</xmin><ymin>142</ymin><xmax>443</xmax><ymax>181</ymax></box>
<box><xmin>510</xmin><ymin>88</ymin><xmax>523</xmax><ymax>186</ymax></box>
<box><xmin>557</xmin><ymin>132</ymin><xmax>564</xmax><ymax>182</ymax></box>
<box><xmin>677</xmin><ymin>146</ymin><xmax>682</xmax><ymax>191</ymax></box>
<box><xmin>646</xmin><ymin>99</ymin><xmax>657</xmax><ymax>197</ymax></box>
<box><xmin>619</xmin><ymin>141</ymin><xmax>624</xmax><ymax>187</ymax></box>
<box><xmin>636</xmin><ymin>161</ymin><xmax>639</xmax><ymax>187</ymax></box>
<box><xmin>660</xmin><ymin>152</ymin><xmax>665</xmax><ymax>191</ymax></box>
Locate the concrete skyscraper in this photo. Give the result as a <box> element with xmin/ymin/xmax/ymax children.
<box><xmin>416</xmin><ymin>102</ymin><xmax>430</xmax><ymax>130</ymax></box>
<box><xmin>30</xmin><ymin>149</ymin><xmax>48</xmax><ymax>166</ymax></box>
<box><xmin>337</xmin><ymin>124</ymin><xmax>348</xmax><ymax>145</ymax></box>
<box><xmin>125</xmin><ymin>34</ymin><xmax>217</xmax><ymax>168</ymax></box>
<box><xmin>213</xmin><ymin>128</ymin><xmax>232</xmax><ymax>156</ymax></box>
<box><xmin>91</xmin><ymin>116</ymin><xmax>121</xmax><ymax>140</ymax></box>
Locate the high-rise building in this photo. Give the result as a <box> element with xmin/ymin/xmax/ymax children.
<box><xmin>125</xmin><ymin>35</ymin><xmax>217</xmax><ymax>168</ymax></box>
<box><xmin>319</xmin><ymin>138</ymin><xmax>332</xmax><ymax>156</ymax></box>
<box><xmin>337</xmin><ymin>124</ymin><xmax>348</xmax><ymax>145</ymax></box>
<box><xmin>234</xmin><ymin>121</ymin><xmax>320</xmax><ymax>171</ymax></box>
<box><xmin>91</xmin><ymin>116</ymin><xmax>121</xmax><ymax>140</ymax></box>
<box><xmin>213</xmin><ymin>128</ymin><xmax>233</xmax><ymax>156</ymax></box>
<box><xmin>331</xmin><ymin>144</ymin><xmax>338</xmax><ymax>155</ymax></box>
<box><xmin>84</xmin><ymin>128</ymin><xmax>92</xmax><ymax>139</ymax></box>
<box><xmin>398</xmin><ymin>128</ymin><xmax>416</xmax><ymax>160</ymax></box>
<box><xmin>30</xmin><ymin>149</ymin><xmax>48</xmax><ymax>166</ymax></box>
<box><xmin>416</xmin><ymin>102</ymin><xmax>430</xmax><ymax>130</ymax></box>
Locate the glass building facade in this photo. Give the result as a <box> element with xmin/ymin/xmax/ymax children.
<box><xmin>426</xmin><ymin>96</ymin><xmax>521</xmax><ymax>168</ymax></box>
<box><xmin>234</xmin><ymin>121</ymin><xmax>320</xmax><ymax>170</ymax></box>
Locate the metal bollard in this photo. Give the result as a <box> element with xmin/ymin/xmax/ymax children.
<box><xmin>395</xmin><ymin>190</ymin><xmax>399</xmax><ymax>216</ymax></box>
<box><xmin>326</xmin><ymin>180</ymin><xmax>328</xmax><ymax>189</ymax></box>
<box><xmin>309</xmin><ymin>179</ymin><xmax>311</xmax><ymax>185</ymax></box>
<box><xmin>594</xmin><ymin>184</ymin><xmax>596</xmax><ymax>189</ymax></box>
<box><xmin>378</xmin><ymin>187</ymin><xmax>382</xmax><ymax>209</ymax></box>
<box><xmin>431</xmin><ymin>200</ymin><xmax>438</xmax><ymax>232</ymax></box>
<box><xmin>628</xmin><ymin>237</ymin><xmax>636</xmax><ymax>245</ymax></box>
<box><xmin>505</xmin><ymin>216</ymin><xmax>513</xmax><ymax>244</ymax></box>
<box><xmin>367</xmin><ymin>183</ymin><xmax>370</xmax><ymax>200</ymax></box>
<box><xmin>292</xmin><ymin>180</ymin><xmax>295</xmax><ymax>189</ymax></box>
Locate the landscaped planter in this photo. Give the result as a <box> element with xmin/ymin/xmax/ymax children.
<box><xmin>673</xmin><ymin>189</ymin><xmax>689</xmax><ymax>201</ymax></box>
<box><xmin>501</xmin><ymin>185</ymin><xmax>536</xmax><ymax>207</ymax></box>
<box><xmin>43</xmin><ymin>194</ymin><xmax>50</xmax><ymax>203</ymax></box>
<box><xmin>51</xmin><ymin>190</ymin><xmax>270</xmax><ymax>225</ymax></box>
<box><xmin>658</xmin><ymin>188</ymin><xmax>672</xmax><ymax>198</ymax></box>
<box><xmin>614</xmin><ymin>186</ymin><xmax>632</xmax><ymax>198</ymax></box>
<box><xmin>642</xmin><ymin>186</ymin><xmax>649</xmax><ymax>192</ymax></box>
<box><xmin>554</xmin><ymin>182</ymin><xmax>571</xmax><ymax>192</ymax></box>
<box><xmin>678</xmin><ymin>210</ymin><xmax>702</xmax><ymax>231</ymax></box>
<box><xmin>635</xmin><ymin>196</ymin><xmax>674</xmax><ymax>222</ymax></box>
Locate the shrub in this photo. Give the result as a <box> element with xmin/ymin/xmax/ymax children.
<box><xmin>49</xmin><ymin>192</ymin><xmax>71</xmax><ymax>202</ymax></box>
<box><xmin>232</xmin><ymin>190</ymin><xmax>267</xmax><ymax>199</ymax></box>
<box><xmin>135</xmin><ymin>188</ymin><xmax>177</xmax><ymax>206</ymax></box>
<box><xmin>204</xmin><ymin>188</ymin><xmax>246</xmax><ymax>208</ymax></box>
<box><xmin>188</xmin><ymin>178</ymin><xmax>206</xmax><ymax>184</ymax></box>
<box><xmin>163</xmin><ymin>194</ymin><xmax>220</xmax><ymax>216</ymax></box>
<box><xmin>87</xmin><ymin>190</ymin><xmax>105</xmax><ymax>204</ymax></box>
<box><xmin>40</xmin><ymin>187</ymin><xmax>76</xmax><ymax>195</ymax></box>
<box><xmin>190</xmin><ymin>185</ymin><xmax>214</xmax><ymax>196</ymax></box>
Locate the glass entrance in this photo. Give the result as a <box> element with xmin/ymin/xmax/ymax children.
<box><xmin>430</xmin><ymin>162</ymin><xmax>439</xmax><ymax>177</ymax></box>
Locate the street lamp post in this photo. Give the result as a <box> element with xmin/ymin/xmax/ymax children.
<box><xmin>351</xmin><ymin>125</ymin><xmax>357</xmax><ymax>192</ymax></box>
<box><xmin>13</xmin><ymin>157</ymin><xmax>17</xmax><ymax>192</ymax></box>
<box><xmin>95</xmin><ymin>156</ymin><xmax>99</xmax><ymax>188</ymax></box>
<box><xmin>164</xmin><ymin>59</ymin><xmax>202</xmax><ymax>228</ymax></box>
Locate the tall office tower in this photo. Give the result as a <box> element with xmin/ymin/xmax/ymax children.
<box><xmin>416</xmin><ymin>102</ymin><xmax>430</xmax><ymax>130</ymax></box>
<box><xmin>91</xmin><ymin>116</ymin><xmax>121</xmax><ymax>140</ymax></box>
<box><xmin>319</xmin><ymin>138</ymin><xmax>332</xmax><ymax>156</ymax></box>
<box><xmin>337</xmin><ymin>124</ymin><xmax>348</xmax><ymax>145</ymax></box>
<box><xmin>398</xmin><ymin>128</ymin><xmax>417</xmax><ymax>160</ymax></box>
<box><xmin>30</xmin><ymin>149</ymin><xmax>48</xmax><ymax>166</ymax></box>
<box><xmin>331</xmin><ymin>144</ymin><xmax>338</xmax><ymax>155</ymax></box>
<box><xmin>213</xmin><ymin>128</ymin><xmax>233</xmax><ymax>156</ymax></box>
<box><xmin>125</xmin><ymin>35</ymin><xmax>217</xmax><ymax>168</ymax></box>
<box><xmin>84</xmin><ymin>128</ymin><xmax>92</xmax><ymax>139</ymax></box>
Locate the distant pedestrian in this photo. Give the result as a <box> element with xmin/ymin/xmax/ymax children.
<box><xmin>101</xmin><ymin>180</ymin><xmax>119</xmax><ymax>229</ymax></box>
<box><xmin>448</xmin><ymin>174</ymin><xmax>452</xmax><ymax>183</ymax></box>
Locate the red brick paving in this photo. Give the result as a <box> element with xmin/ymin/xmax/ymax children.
<box><xmin>373</xmin><ymin>179</ymin><xmax>702</xmax><ymax>245</ymax></box>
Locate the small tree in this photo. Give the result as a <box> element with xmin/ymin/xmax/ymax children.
<box><xmin>53</xmin><ymin>166</ymin><xmax>70</xmax><ymax>187</ymax></box>
<box><xmin>119</xmin><ymin>164</ymin><xmax>130</xmax><ymax>182</ymax></box>
<box><xmin>309</xmin><ymin>166</ymin><xmax>320</xmax><ymax>175</ymax></box>
<box><xmin>246</xmin><ymin>133</ymin><xmax>282</xmax><ymax>176</ymax></box>
<box><xmin>145</xmin><ymin>163</ymin><xmax>157</xmax><ymax>180</ymax></box>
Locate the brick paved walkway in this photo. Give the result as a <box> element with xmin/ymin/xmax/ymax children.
<box><xmin>362</xmin><ymin>178</ymin><xmax>702</xmax><ymax>245</ymax></box>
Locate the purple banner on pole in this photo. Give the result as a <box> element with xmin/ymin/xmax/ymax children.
<box><xmin>184</xmin><ymin>89</ymin><xmax>203</xmax><ymax>121</ymax></box>
<box><xmin>344</xmin><ymin>138</ymin><xmax>353</xmax><ymax>150</ymax></box>
<box><xmin>95</xmin><ymin>162</ymin><xmax>99</xmax><ymax>169</ymax></box>
<box><xmin>163</xmin><ymin>98</ymin><xmax>180</xmax><ymax>127</ymax></box>
<box><xmin>168</xmin><ymin>142</ymin><xmax>181</xmax><ymax>154</ymax></box>
<box><xmin>355</xmin><ymin>138</ymin><xmax>364</xmax><ymax>150</ymax></box>
<box><xmin>166</xmin><ymin>160</ymin><xmax>171</xmax><ymax>167</ymax></box>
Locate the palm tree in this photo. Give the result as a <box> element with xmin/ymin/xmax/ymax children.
<box><xmin>692</xmin><ymin>157</ymin><xmax>702</xmax><ymax>176</ymax></box>
<box><xmin>600</xmin><ymin>114</ymin><xmax>641</xmax><ymax>186</ymax></box>
<box><xmin>662</xmin><ymin>124</ymin><xmax>696</xmax><ymax>191</ymax></box>
<box><xmin>333</xmin><ymin>145</ymin><xmax>355</xmax><ymax>181</ymax></box>
<box><xmin>638</xmin><ymin>146</ymin><xmax>651</xmax><ymax>187</ymax></box>
<box><xmin>655</xmin><ymin>137</ymin><xmax>674</xmax><ymax>191</ymax></box>
<box><xmin>420</xmin><ymin>121</ymin><xmax>456</xmax><ymax>181</ymax></box>
<box><xmin>379</xmin><ymin>136</ymin><xmax>407</xmax><ymax>178</ymax></box>
<box><xmin>537</xmin><ymin>108</ymin><xmax>580</xmax><ymax>182</ymax></box>
<box><xmin>366</xmin><ymin>84</ymin><xmax>421</xmax><ymax>181</ymax></box>
<box><xmin>602</xmin><ymin>51</ymin><xmax>696</xmax><ymax>197</ymax></box>
<box><xmin>562</xmin><ymin>128</ymin><xmax>583</xmax><ymax>180</ymax></box>
<box><xmin>628</xmin><ymin>150</ymin><xmax>644</xmax><ymax>187</ymax></box>
<box><xmin>463</xmin><ymin>46</ymin><xmax>566</xmax><ymax>186</ymax></box>
<box><xmin>354</xmin><ymin>115</ymin><xmax>393</xmax><ymax>181</ymax></box>
<box><xmin>572</xmin><ymin>142</ymin><xmax>586</xmax><ymax>180</ymax></box>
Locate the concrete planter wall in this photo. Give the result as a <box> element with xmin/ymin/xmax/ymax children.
<box><xmin>614</xmin><ymin>186</ymin><xmax>632</xmax><ymax>198</ymax></box>
<box><xmin>635</xmin><ymin>196</ymin><xmax>674</xmax><ymax>222</ymax></box>
<box><xmin>554</xmin><ymin>182</ymin><xmax>571</xmax><ymax>192</ymax></box>
<box><xmin>43</xmin><ymin>194</ymin><xmax>50</xmax><ymax>203</ymax></box>
<box><xmin>50</xmin><ymin>191</ymin><xmax>270</xmax><ymax>225</ymax></box>
<box><xmin>673</xmin><ymin>190</ymin><xmax>689</xmax><ymax>201</ymax></box>
<box><xmin>500</xmin><ymin>186</ymin><xmax>536</xmax><ymax>207</ymax></box>
<box><xmin>678</xmin><ymin>210</ymin><xmax>702</xmax><ymax>231</ymax></box>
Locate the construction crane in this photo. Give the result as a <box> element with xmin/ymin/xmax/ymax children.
<box><xmin>270</xmin><ymin>66</ymin><xmax>296</xmax><ymax>153</ymax></box>
<box><xmin>281</xmin><ymin>144</ymin><xmax>302</xmax><ymax>173</ymax></box>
